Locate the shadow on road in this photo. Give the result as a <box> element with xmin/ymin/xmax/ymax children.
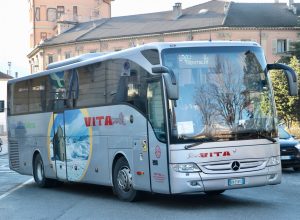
<box><xmin>29</xmin><ymin>181</ymin><xmax>270</xmax><ymax>209</ymax></box>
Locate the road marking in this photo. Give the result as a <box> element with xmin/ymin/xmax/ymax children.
<box><xmin>0</xmin><ymin>178</ymin><xmax>34</xmax><ymax>201</ymax></box>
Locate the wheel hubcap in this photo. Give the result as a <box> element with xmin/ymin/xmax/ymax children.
<box><xmin>117</xmin><ymin>166</ymin><xmax>132</xmax><ymax>192</ymax></box>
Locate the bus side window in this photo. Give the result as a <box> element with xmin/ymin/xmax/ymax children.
<box><xmin>65</xmin><ymin>69</ymin><xmax>79</xmax><ymax>108</ymax></box>
<box><xmin>125</xmin><ymin>61</ymin><xmax>148</xmax><ymax>114</ymax></box>
<box><xmin>106</xmin><ymin>59</ymin><xmax>125</xmax><ymax>105</ymax></box>
<box><xmin>76</xmin><ymin>63</ymin><xmax>106</xmax><ymax>108</ymax></box>
<box><xmin>13</xmin><ymin>81</ymin><xmax>29</xmax><ymax>114</ymax></box>
<box><xmin>47</xmin><ymin>71</ymin><xmax>67</xmax><ymax>111</ymax></box>
<box><xmin>29</xmin><ymin>76</ymin><xmax>47</xmax><ymax>113</ymax></box>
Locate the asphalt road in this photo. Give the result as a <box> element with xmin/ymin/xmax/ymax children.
<box><xmin>0</xmin><ymin>154</ymin><xmax>300</xmax><ymax>220</ymax></box>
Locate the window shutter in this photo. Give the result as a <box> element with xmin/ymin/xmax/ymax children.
<box><xmin>287</xmin><ymin>39</ymin><xmax>291</xmax><ymax>52</ymax></box>
<box><xmin>272</xmin><ymin>39</ymin><xmax>277</xmax><ymax>55</ymax></box>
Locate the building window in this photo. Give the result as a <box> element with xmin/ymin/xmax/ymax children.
<box><xmin>0</xmin><ymin>100</ymin><xmax>4</xmax><ymax>112</ymax></box>
<box><xmin>57</xmin><ymin>6</ymin><xmax>65</xmax><ymax>19</ymax></box>
<box><xmin>65</xmin><ymin>52</ymin><xmax>71</xmax><ymax>59</ymax></box>
<box><xmin>47</xmin><ymin>8</ymin><xmax>57</xmax><ymax>22</ymax></box>
<box><xmin>277</xmin><ymin>39</ymin><xmax>287</xmax><ymax>53</ymax></box>
<box><xmin>35</xmin><ymin>7</ymin><xmax>40</xmax><ymax>21</ymax></box>
<box><xmin>48</xmin><ymin>55</ymin><xmax>54</xmax><ymax>64</ymax></box>
<box><xmin>73</xmin><ymin>6</ymin><xmax>78</xmax><ymax>19</ymax></box>
<box><xmin>40</xmin><ymin>32</ymin><xmax>47</xmax><ymax>40</ymax></box>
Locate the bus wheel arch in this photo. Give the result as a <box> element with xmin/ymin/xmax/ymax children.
<box><xmin>112</xmin><ymin>154</ymin><xmax>139</xmax><ymax>202</ymax></box>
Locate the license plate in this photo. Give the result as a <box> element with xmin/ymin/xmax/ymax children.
<box><xmin>281</xmin><ymin>155</ymin><xmax>292</xmax><ymax>160</ymax></box>
<box><xmin>228</xmin><ymin>178</ymin><xmax>245</xmax><ymax>186</ymax></box>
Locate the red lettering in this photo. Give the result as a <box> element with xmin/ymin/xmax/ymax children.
<box><xmin>85</xmin><ymin>114</ymin><xmax>126</xmax><ymax>127</ymax></box>
<box><xmin>200</xmin><ymin>153</ymin><xmax>208</xmax><ymax>158</ymax></box>
<box><xmin>210</xmin><ymin>152</ymin><xmax>213</xmax><ymax>157</ymax></box>
<box><xmin>223</xmin><ymin>151</ymin><xmax>231</xmax><ymax>156</ymax></box>
<box><xmin>96</xmin><ymin>116</ymin><xmax>104</xmax><ymax>125</ymax></box>
<box><xmin>215</xmin><ymin>152</ymin><xmax>222</xmax><ymax>157</ymax></box>
<box><xmin>84</xmin><ymin>117</ymin><xmax>91</xmax><ymax>127</ymax></box>
<box><xmin>105</xmin><ymin>116</ymin><xmax>113</xmax><ymax>126</ymax></box>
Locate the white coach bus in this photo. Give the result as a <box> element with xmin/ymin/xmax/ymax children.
<box><xmin>5</xmin><ymin>41</ymin><xmax>298</xmax><ymax>201</ymax></box>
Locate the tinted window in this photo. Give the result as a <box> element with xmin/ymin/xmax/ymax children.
<box><xmin>29</xmin><ymin>77</ymin><xmax>47</xmax><ymax>112</ymax></box>
<box><xmin>12</xmin><ymin>81</ymin><xmax>29</xmax><ymax>114</ymax></box>
<box><xmin>76</xmin><ymin>63</ymin><xmax>106</xmax><ymax>107</ymax></box>
<box><xmin>47</xmin><ymin>71</ymin><xmax>67</xmax><ymax>111</ymax></box>
<box><xmin>141</xmin><ymin>49</ymin><xmax>160</xmax><ymax>65</ymax></box>
<box><xmin>125</xmin><ymin>61</ymin><xmax>148</xmax><ymax>113</ymax></box>
<box><xmin>106</xmin><ymin>59</ymin><xmax>125</xmax><ymax>104</ymax></box>
<box><xmin>147</xmin><ymin>80</ymin><xmax>166</xmax><ymax>142</ymax></box>
<box><xmin>110</xmin><ymin>59</ymin><xmax>148</xmax><ymax>114</ymax></box>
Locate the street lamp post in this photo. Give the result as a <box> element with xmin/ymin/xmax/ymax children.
<box><xmin>7</xmin><ymin>61</ymin><xmax>12</xmax><ymax>76</ymax></box>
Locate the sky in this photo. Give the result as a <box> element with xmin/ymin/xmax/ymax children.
<box><xmin>0</xmin><ymin>0</ymin><xmax>297</xmax><ymax>77</ymax></box>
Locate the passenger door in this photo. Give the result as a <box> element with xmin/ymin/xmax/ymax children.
<box><xmin>147</xmin><ymin>78</ymin><xmax>170</xmax><ymax>194</ymax></box>
<box><xmin>52</xmin><ymin>111</ymin><xmax>67</xmax><ymax>180</ymax></box>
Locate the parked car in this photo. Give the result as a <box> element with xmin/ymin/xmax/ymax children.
<box><xmin>278</xmin><ymin>126</ymin><xmax>300</xmax><ymax>171</ymax></box>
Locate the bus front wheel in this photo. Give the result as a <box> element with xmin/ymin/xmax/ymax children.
<box><xmin>33</xmin><ymin>154</ymin><xmax>52</xmax><ymax>187</ymax></box>
<box><xmin>112</xmin><ymin>157</ymin><xmax>139</xmax><ymax>202</ymax></box>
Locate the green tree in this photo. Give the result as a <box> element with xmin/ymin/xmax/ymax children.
<box><xmin>270</xmin><ymin>56</ymin><xmax>300</xmax><ymax>127</ymax></box>
<box><xmin>289</xmin><ymin>56</ymin><xmax>300</xmax><ymax>121</ymax></box>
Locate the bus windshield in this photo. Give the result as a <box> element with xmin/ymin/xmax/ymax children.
<box><xmin>162</xmin><ymin>46</ymin><xmax>277</xmax><ymax>144</ymax></box>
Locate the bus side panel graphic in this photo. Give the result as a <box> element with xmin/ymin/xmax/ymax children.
<box><xmin>49</xmin><ymin>109</ymin><xmax>92</xmax><ymax>181</ymax></box>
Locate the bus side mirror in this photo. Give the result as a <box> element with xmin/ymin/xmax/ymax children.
<box><xmin>152</xmin><ymin>66</ymin><xmax>179</xmax><ymax>100</ymax></box>
<box><xmin>163</xmin><ymin>73</ymin><xmax>179</xmax><ymax>100</ymax></box>
<box><xmin>267</xmin><ymin>63</ymin><xmax>298</xmax><ymax>96</ymax></box>
<box><xmin>0</xmin><ymin>100</ymin><xmax>4</xmax><ymax>112</ymax></box>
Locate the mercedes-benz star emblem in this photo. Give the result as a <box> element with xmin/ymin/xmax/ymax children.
<box><xmin>231</xmin><ymin>161</ymin><xmax>240</xmax><ymax>171</ymax></box>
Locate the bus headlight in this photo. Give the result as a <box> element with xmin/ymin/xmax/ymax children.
<box><xmin>295</xmin><ymin>144</ymin><xmax>300</xmax><ymax>151</ymax></box>
<box><xmin>172</xmin><ymin>163</ymin><xmax>201</xmax><ymax>173</ymax></box>
<box><xmin>267</xmin><ymin>156</ymin><xmax>281</xmax><ymax>167</ymax></box>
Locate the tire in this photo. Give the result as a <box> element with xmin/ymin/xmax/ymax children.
<box><xmin>33</xmin><ymin>154</ymin><xmax>53</xmax><ymax>187</ymax></box>
<box><xmin>112</xmin><ymin>157</ymin><xmax>139</xmax><ymax>202</ymax></box>
<box><xmin>293</xmin><ymin>167</ymin><xmax>300</xmax><ymax>172</ymax></box>
<box><xmin>205</xmin><ymin>190</ymin><xmax>225</xmax><ymax>196</ymax></box>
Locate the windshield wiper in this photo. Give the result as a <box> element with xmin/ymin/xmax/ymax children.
<box><xmin>255</xmin><ymin>132</ymin><xmax>277</xmax><ymax>143</ymax></box>
<box><xmin>184</xmin><ymin>137</ymin><xmax>215</xmax><ymax>149</ymax></box>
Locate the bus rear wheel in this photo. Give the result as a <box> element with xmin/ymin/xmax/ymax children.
<box><xmin>112</xmin><ymin>157</ymin><xmax>139</xmax><ymax>202</ymax></box>
<box><xmin>33</xmin><ymin>154</ymin><xmax>53</xmax><ymax>187</ymax></box>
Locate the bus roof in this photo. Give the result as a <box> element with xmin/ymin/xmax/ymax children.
<box><xmin>9</xmin><ymin>41</ymin><xmax>261</xmax><ymax>84</ymax></box>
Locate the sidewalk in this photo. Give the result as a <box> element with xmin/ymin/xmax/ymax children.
<box><xmin>0</xmin><ymin>135</ymin><xmax>8</xmax><ymax>156</ymax></box>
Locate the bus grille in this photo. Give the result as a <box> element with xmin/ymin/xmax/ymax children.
<box><xmin>9</xmin><ymin>140</ymin><xmax>20</xmax><ymax>170</ymax></box>
<box><xmin>200</xmin><ymin>159</ymin><xmax>267</xmax><ymax>174</ymax></box>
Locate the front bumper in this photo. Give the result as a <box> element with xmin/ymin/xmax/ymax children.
<box><xmin>170</xmin><ymin>164</ymin><xmax>281</xmax><ymax>194</ymax></box>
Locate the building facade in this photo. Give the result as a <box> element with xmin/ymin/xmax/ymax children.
<box><xmin>28</xmin><ymin>0</ymin><xmax>114</xmax><ymax>72</ymax></box>
<box><xmin>28</xmin><ymin>0</ymin><xmax>300</xmax><ymax>73</ymax></box>
<box><xmin>0</xmin><ymin>72</ymin><xmax>13</xmax><ymax>135</ymax></box>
